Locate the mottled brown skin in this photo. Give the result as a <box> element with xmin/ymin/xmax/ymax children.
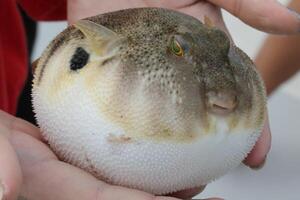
<box><xmin>35</xmin><ymin>8</ymin><xmax>266</xmax><ymax>140</ymax></box>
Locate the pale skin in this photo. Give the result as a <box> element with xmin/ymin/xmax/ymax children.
<box><xmin>1</xmin><ymin>0</ymin><xmax>299</xmax><ymax>199</ymax></box>
<box><xmin>255</xmin><ymin>0</ymin><xmax>300</xmax><ymax>95</ymax></box>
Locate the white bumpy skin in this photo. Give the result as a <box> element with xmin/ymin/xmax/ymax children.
<box><xmin>32</xmin><ymin>8</ymin><xmax>266</xmax><ymax>195</ymax></box>
<box><xmin>32</xmin><ymin>78</ymin><xmax>260</xmax><ymax>194</ymax></box>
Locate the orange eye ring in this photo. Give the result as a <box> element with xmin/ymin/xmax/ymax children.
<box><xmin>171</xmin><ymin>39</ymin><xmax>184</xmax><ymax>56</ymax></box>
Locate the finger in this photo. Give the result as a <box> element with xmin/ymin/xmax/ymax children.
<box><xmin>168</xmin><ymin>186</ymin><xmax>223</xmax><ymax>200</ymax></box>
<box><xmin>22</xmin><ymin>161</ymin><xmax>180</xmax><ymax>200</ymax></box>
<box><xmin>168</xmin><ymin>186</ymin><xmax>206</xmax><ymax>199</ymax></box>
<box><xmin>100</xmin><ymin>185</ymin><xmax>180</xmax><ymax>200</ymax></box>
<box><xmin>0</xmin><ymin>110</ymin><xmax>41</xmax><ymax>140</ymax></box>
<box><xmin>243</xmin><ymin>115</ymin><xmax>271</xmax><ymax>168</ymax></box>
<box><xmin>207</xmin><ymin>0</ymin><xmax>300</xmax><ymax>34</ymax></box>
<box><xmin>0</xmin><ymin>134</ymin><xmax>22</xmax><ymax>200</ymax></box>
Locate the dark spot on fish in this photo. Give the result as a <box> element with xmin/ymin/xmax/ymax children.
<box><xmin>70</xmin><ymin>47</ymin><xmax>89</xmax><ymax>70</ymax></box>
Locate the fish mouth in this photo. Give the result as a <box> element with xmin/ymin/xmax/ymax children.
<box><xmin>206</xmin><ymin>90</ymin><xmax>238</xmax><ymax>116</ymax></box>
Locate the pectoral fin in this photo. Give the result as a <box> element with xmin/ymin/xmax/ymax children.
<box><xmin>31</xmin><ymin>58</ymin><xmax>40</xmax><ymax>74</ymax></box>
<box><xmin>74</xmin><ymin>20</ymin><xmax>124</xmax><ymax>56</ymax></box>
<box><xmin>204</xmin><ymin>15</ymin><xmax>214</xmax><ymax>28</ymax></box>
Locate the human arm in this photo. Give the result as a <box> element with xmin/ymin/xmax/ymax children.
<box><xmin>255</xmin><ymin>0</ymin><xmax>300</xmax><ymax>95</ymax></box>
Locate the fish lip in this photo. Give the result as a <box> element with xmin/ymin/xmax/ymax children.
<box><xmin>210</xmin><ymin>103</ymin><xmax>236</xmax><ymax>116</ymax></box>
<box><xmin>205</xmin><ymin>90</ymin><xmax>238</xmax><ymax>116</ymax></box>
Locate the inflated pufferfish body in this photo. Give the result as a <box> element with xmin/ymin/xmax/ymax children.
<box><xmin>32</xmin><ymin>8</ymin><xmax>266</xmax><ymax>195</ymax></box>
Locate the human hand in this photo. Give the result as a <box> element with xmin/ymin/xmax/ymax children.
<box><xmin>254</xmin><ymin>0</ymin><xmax>300</xmax><ymax>95</ymax></box>
<box><xmin>0</xmin><ymin>110</ymin><xmax>220</xmax><ymax>200</ymax></box>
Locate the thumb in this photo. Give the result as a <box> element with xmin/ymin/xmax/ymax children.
<box><xmin>0</xmin><ymin>134</ymin><xmax>22</xmax><ymax>200</ymax></box>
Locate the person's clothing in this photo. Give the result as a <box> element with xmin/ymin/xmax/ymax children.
<box><xmin>0</xmin><ymin>0</ymin><xmax>66</xmax><ymax>114</ymax></box>
<box><xmin>16</xmin><ymin>6</ymin><xmax>37</xmax><ymax>124</ymax></box>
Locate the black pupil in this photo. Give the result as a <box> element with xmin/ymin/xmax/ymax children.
<box><xmin>70</xmin><ymin>47</ymin><xmax>89</xmax><ymax>70</ymax></box>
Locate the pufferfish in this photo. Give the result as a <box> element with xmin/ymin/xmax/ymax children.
<box><xmin>32</xmin><ymin>8</ymin><xmax>266</xmax><ymax>195</ymax></box>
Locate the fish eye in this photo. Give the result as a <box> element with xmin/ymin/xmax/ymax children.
<box><xmin>170</xmin><ymin>38</ymin><xmax>184</xmax><ymax>57</ymax></box>
<box><xmin>70</xmin><ymin>47</ymin><xmax>89</xmax><ymax>70</ymax></box>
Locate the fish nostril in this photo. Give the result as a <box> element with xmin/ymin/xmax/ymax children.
<box><xmin>206</xmin><ymin>91</ymin><xmax>238</xmax><ymax>115</ymax></box>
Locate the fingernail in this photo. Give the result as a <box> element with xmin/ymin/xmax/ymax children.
<box><xmin>250</xmin><ymin>156</ymin><xmax>267</xmax><ymax>170</ymax></box>
<box><xmin>287</xmin><ymin>8</ymin><xmax>300</xmax><ymax>32</ymax></box>
<box><xmin>288</xmin><ymin>8</ymin><xmax>300</xmax><ymax>19</ymax></box>
<box><xmin>0</xmin><ymin>179</ymin><xmax>4</xmax><ymax>200</ymax></box>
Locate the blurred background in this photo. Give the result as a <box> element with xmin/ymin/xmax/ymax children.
<box><xmin>22</xmin><ymin>0</ymin><xmax>299</xmax><ymax>199</ymax></box>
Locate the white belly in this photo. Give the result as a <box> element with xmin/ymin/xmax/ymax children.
<box><xmin>32</xmin><ymin>79</ymin><xmax>259</xmax><ymax>195</ymax></box>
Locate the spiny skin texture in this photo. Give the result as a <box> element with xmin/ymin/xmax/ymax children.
<box><xmin>32</xmin><ymin>8</ymin><xmax>266</xmax><ymax>195</ymax></box>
